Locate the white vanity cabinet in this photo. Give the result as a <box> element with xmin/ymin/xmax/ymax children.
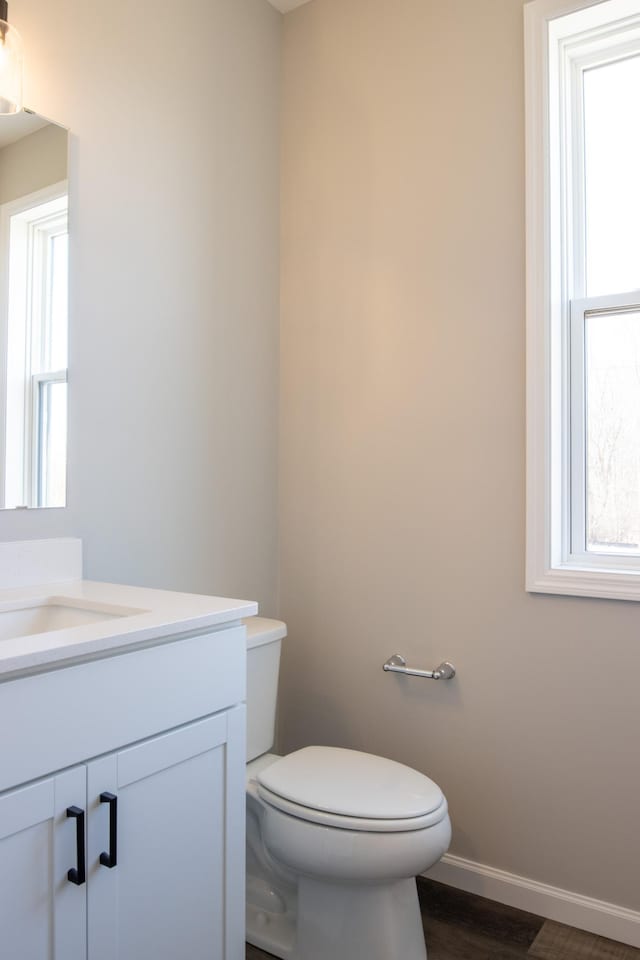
<box><xmin>0</xmin><ymin>622</ymin><xmax>248</xmax><ymax>960</ymax></box>
<box><xmin>87</xmin><ymin>710</ymin><xmax>244</xmax><ymax>960</ymax></box>
<box><xmin>0</xmin><ymin>765</ymin><xmax>87</xmax><ymax>959</ymax></box>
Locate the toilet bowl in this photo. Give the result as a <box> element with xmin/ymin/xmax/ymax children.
<box><xmin>245</xmin><ymin>618</ymin><xmax>451</xmax><ymax>960</ymax></box>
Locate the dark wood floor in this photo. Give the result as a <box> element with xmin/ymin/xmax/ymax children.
<box><xmin>246</xmin><ymin>878</ymin><xmax>640</xmax><ymax>960</ymax></box>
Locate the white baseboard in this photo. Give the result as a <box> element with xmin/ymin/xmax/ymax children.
<box><xmin>425</xmin><ymin>854</ymin><xmax>640</xmax><ymax>949</ymax></box>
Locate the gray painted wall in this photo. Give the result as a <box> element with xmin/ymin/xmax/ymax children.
<box><xmin>1</xmin><ymin>0</ymin><xmax>281</xmax><ymax>612</ymax></box>
<box><xmin>0</xmin><ymin>123</ymin><xmax>67</xmax><ymax>204</ymax></box>
<box><xmin>279</xmin><ymin>0</ymin><xmax>640</xmax><ymax>912</ymax></box>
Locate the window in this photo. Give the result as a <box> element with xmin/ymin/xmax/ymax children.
<box><xmin>0</xmin><ymin>184</ymin><xmax>68</xmax><ymax>508</ymax></box>
<box><xmin>526</xmin><ymin>0</ymin><xmax>640</xmax><ymax>599</ymax></box>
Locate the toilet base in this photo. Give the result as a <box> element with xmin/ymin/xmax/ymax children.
<box><xmin>246</xmin><ymin>871</ymin><xmax>297</xmax><ymax>959</ymax></box>
<box><xmin>247</xmin><ymin>875</ymin><xmax>427</xmax><ymax>960</ymax></box>
<box><xmin>295</xmin><ymin>875</ymin><xmax>427</xmax><ymax>960</ymax></box>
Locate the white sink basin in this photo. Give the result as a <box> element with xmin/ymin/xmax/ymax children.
<box><xmin>0</xmin><ymin>597</ymin><xmax>144</xmax><ymax>643</ymax></box>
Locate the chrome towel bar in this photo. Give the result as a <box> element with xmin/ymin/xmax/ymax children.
<box><xmin>382</xmin><ymin>654</ymin><xmax>456</xmax><ymax>680</ymax></box>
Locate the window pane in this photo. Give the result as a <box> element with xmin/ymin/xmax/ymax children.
<box><xmin>49</xmin><ymin>232</ymin><xmax>68</xmax><ymax>370</ymax></box>
<box><xmin>38</xmin><ymin>380</ymin><xmax>67</xmax><ymax>508</ymax></box>
<box><xmin>586</xmin><ymin>309</ymin><xmax>640</xmax><ymax>553</ymax></box>
<box><xmin>584</xmin><ymin>55</ymin><xmax>640</xmax><ymax>298</ymax></box>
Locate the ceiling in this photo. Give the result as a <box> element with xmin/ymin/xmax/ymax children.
<box><xmin>0</xmin><ymin>112</ymin><xmax>49</xmax><ymax>149</ymax></box>
<box><xmin>267</xmin><ymin>0</ymin><xmax>313</xmax><ymax>12</ymax></box>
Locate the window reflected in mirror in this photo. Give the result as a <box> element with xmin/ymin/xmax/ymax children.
<box><xmin>0</xmin><ymin>111</ymin><xmax>68</xmax><ymax>509</ymax></box>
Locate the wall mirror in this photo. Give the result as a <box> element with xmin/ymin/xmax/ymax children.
<box><xmin>0</xmin><ymin>110</ymin><xmax>69</xmax><ymax>509</ymax></box>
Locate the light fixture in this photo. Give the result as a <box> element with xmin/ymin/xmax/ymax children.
<box><xmin>0</xmin><ymin>1</ymin><xmax>22</xmax><ymax>115</ymax></box>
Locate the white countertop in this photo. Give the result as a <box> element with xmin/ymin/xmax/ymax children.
<box><xmin>0</xmin><ymin>579</ymin><xmax>257</xmax><ymax>680</ymax></box>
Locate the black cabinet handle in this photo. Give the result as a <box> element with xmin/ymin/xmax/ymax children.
<box><xmin>99</xmin><ymin>792</ymin><xmax>118</xmax><ymax>868</ymax></box>
<box><xmin>66</xmin><ymin>806</ymin><xmax>86</xmax><ymax>885</ymax></box>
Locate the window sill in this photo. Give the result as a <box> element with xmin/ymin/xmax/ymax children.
<box><xmin>527</xmin><ymin>564</ymin><xmax>640</xmax><ymax>602</ymax></box>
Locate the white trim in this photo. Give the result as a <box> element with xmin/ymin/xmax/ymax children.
<box><xmin>528</xmin><ymin>566</ymin><xmax>640</xmax><ymax>600</ymax></box>
<box><xmin>525</xmin><ymin>0</ymin><xmax>556</xmax><ymax>597</ymax></box>
<box><xmin>426</xmin><ymin>853</ymin><xmax>640</xmax><ymax>948</ymax></box>
<box><xmin>525</xmin><ymin>0</ymin><xmax>640</xmax><ymax>600</ymax></box>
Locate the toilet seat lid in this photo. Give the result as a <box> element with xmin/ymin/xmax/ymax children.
<box><xmin>257</xmin><ymin>783</ymin><xmax>448</xmax><ymax>832</ymax></box>
<box><xmin>256</xmin><ymin>746</ymin><xmax>445</xmax><ymax>822</ymax></box>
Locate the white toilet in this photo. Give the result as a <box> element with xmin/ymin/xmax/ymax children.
<box><xmin>245</xmin><ymin>617</ymin><xmax>451</xmax><ymax>960</ymax></box>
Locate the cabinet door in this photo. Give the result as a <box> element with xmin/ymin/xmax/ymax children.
<box><xmin>0</xmin><ymin>766</ymin><xmax>86</xmax><ymax>960</ymax></box>
<box><xmin>87</xmin><ymin>708</ymin><xmax>245</xmax><ymax>960</ymax></box>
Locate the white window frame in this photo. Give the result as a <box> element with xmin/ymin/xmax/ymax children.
<box><xmin>0</xmin><ymin>181</ymin><xmax>68</xmax><ymax>509</ymax></box>
<box><xmin>526</xmin><ymin>0</ymin><xmax>640</xmax><ymax>600</ymax></box>
<box><xmin>32</xmin><ymin>369</ymin><xmax>67</xmax><ymax>507</ymax></box>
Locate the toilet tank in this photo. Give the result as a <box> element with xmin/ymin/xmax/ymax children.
<box><xmin>245</xmin><ymin>617</ymin><xmax>287</xmax><ymax>762</ymax></box>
